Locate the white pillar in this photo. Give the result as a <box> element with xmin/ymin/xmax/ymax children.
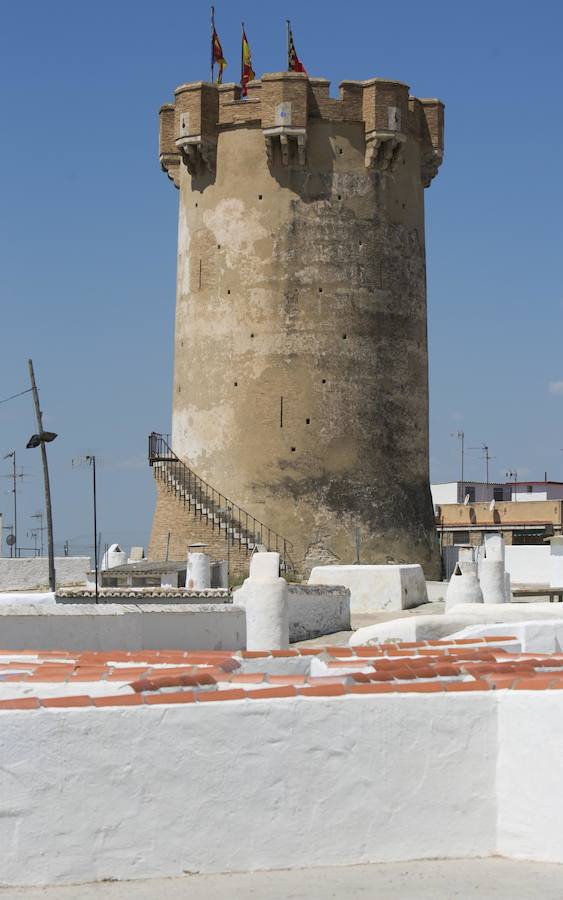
<box><xmin>479</xmin><ymin>558</ymin><xmax>506</xmax><ymax>604</ymax></box>
<box><xmin>186</xmin><ymin>551</ymin><xmax>211</xmax><ymax>590</ymax></box>
<box><xmin>549</xmin><ymin>538</ymin><xmax>563</xmax><ymax>589</ymax></box>
<box><xmin>484</xmin><ymin>533</ymin><xmax>505</xmax><ymax>563</ymax></box>
<box><xmin>239</xmin><ymin>552</ymin><xmax>289</xmax><ymax>651</ymax></box>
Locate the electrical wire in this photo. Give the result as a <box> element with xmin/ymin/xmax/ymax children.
<box><xmin>0</xmin><ymin>388</ymin><xmax>32</xmax><ymax>405</ymax></box>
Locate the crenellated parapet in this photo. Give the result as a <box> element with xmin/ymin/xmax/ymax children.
<box><xmin>159</xmin><ymin>72</ymin><xmax>444</xmax><ymax>188</ymax></box>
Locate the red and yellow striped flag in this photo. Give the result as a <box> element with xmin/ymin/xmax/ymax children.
<box><xmin>212</xmin><ymin>26</ymin><xmax>227</xmax><ymax>84</ymax></box>
<box><xmin>287</xmin><ymin>22</ymin><xmax>306</xmax><ymax>74</ymax></box>
<box><xmin>241</xmin><ymin>27</ymin><xmax>255</xmax><ymax>97</ymax></box>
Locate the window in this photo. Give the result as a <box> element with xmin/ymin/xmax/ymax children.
<box><xmin>493</xmin><ymin>488</ymin><xmax>504</xmax><ymax>502</ymax></box>
<box><xmin>453</xmin><ymin>531</ymin><xmax>470</xmax><ymax>545</ymax></box>
<box><xmin>527</xmin><ymin>485</ymin><xmax>534</xmax><ymax>494</ymax></box>
<box><xmin>464</xmin><ymin>486</ymin><xmax>476</xmax><ymax>503</ymax></box>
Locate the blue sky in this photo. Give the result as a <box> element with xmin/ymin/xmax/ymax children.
<box><xmin>1</xmin><ymin>0</ymin><xmax>562</xmax><ymax>557</ymax></box>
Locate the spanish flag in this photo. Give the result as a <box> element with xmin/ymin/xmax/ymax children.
<box><xmin>241</xmin><ymin>26</ymin><xmax>255</xmax><ymax>97</ymax></box>
<box><xmin>212</xmin><ymin>25</ymin><xmax>227</xmax><ymax>84</ymax></box>
<box><xmin>287</xmin><ymin>22</ymin><xmax>306</xmax><ymax>74</ymax></box>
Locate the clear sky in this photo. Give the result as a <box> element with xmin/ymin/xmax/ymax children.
<box><xmin>1</xmin><ymin>0</ymin><xmax>562</xmax><ymax>558</ymax></box>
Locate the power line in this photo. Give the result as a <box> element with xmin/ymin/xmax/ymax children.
<box><xmin>0</xmin><ymin>388</ymin><xmax>33</xmax><ymax>406</ymax></box>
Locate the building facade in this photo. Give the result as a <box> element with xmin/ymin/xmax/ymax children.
<box><xmin>432</xmin><ymin>481</ymin><xmax>563</xmax><ymax>549</ymax></box>
<box><xmin>150</xmin><ymin>72</ymin><xmax>444</xmax><ymax>576</ymax></box>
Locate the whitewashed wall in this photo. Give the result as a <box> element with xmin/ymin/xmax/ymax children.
<box><xmin>497</xmin><ymin>692</ymin><xmax>563</xmax><ymax>861</ymax></box>
<box><xmin>0</xmin><ymin>693</ymin><xmax>497</xmax><ymax>886</ymax></box>
<box><xmin>0</xmin><ymin>557</ymin><xmax>90</xmax><ymax>591</ymax></box>
<box><xmin>431</xmin><ymin>482</ymin><xmax>460</xmax><ymax>506</ymax></box>
<box><xmin>0</xmin><ymin>604</ymin><xmax>246</xmax><ymax>651</ymax></box>
<box><xmin>504</xmin><ymin>546</ymin><xmax>550</xmax><ymax>585</ymax></box>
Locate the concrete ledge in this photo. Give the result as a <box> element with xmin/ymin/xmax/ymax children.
<box><xmin>350</xmin><ymin>601</ymin><xmax>563</xmax><ymax>645</ymax></box>
<box><xmin>309</xmin><ymin>564</ymin><xmax>428</xmax><ymax>613</ymax></box>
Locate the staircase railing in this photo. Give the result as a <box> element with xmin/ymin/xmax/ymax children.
<box><xmin>148</xmin><ymin>432</ymin><xmax>294</xmax><ymax>572</ymax></box>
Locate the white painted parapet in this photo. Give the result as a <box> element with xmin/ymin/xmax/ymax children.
<box><xmin>186</xmin><ymin>551</ymin><xmax>211</xmax><ymax>590</ymax></box>
<box><xmin>308</xmin><ymin>564</ymin><xmax>428</xmax><ymax>613</ymax></box>
<box><xmin>445</xmin><ymin>564</ymin><xmax>484</xmax><ymax>611</ymax></box>
<box><xmin>236</xmin><ymin>552</ymin><xmax>289</xmax><ymax>650</ymax></box>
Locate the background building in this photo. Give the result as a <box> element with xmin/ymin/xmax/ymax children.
<box><xmin>432</xmin><ymin>480</ymin><xmax>563</xmax><ymax>554</ymax></box>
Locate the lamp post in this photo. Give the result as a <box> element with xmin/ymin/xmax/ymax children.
<box><xmin>73</xmin><ymin>455</ymin><xmax>99</xmax><ymax>603</ymax></box>
<box><xmin>25</xmin><ymin>360</ymin><xmax>57</xmax><ymax>592</ymax></box>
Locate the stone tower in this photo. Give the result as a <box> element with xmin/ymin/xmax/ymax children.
<box><xmin>150</xmin><ymin>72</ymin><xmax>444</xmax><ymax>576</ymax></box>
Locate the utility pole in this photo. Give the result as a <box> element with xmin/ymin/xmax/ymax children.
<box><xmin>27</xmin><ymin>360</ymin><xmax>56</xmax><ymax>592</ymax></box>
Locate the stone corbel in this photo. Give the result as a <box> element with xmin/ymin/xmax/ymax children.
<box><xmin>365</xmin><ymin>130</ymin><xmax>406</xmax><ymax>174</ymax></box>
<box><xmin>175</xmin><ymin>135</ymin><xmax>217</xmax><ymax>177</ymax></box>
<box><xmin>160</xmin><ymin>153</ymin><xmax>181</xmax><ymax>189</ymax></box>
<box><xmin>263</xmin><ymin>127</ymin><xmax>307</xmax><ymax>167</ymax></box>
<box><xmin>420</xmin><ymin>148</ymin><xmax>444</xmax><ymax>188</ymax></box>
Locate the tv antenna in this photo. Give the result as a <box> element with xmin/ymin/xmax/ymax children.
<box><xmin>451</xmin><ymin>430</ymin><xmax>465</xmax><ymax>496</ymax></box>
<box><xmin>1</xmin><ymin>452</ymin><xmax>30</xmax><ymax>558</ymax></box>
<box><xmin>470</xmin><ymin>443</ymin><xmax>495</xmax><ymax>485</ymax></box>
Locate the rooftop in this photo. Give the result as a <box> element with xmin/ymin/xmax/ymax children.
<box><xmin>2</xmin><ymin>636</ymin><xmax>562</xmax><ymax>710</ymax></box>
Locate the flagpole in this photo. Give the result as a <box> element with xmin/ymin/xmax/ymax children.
<box><xmin>241</xmin><ymin>21</ymin><xmax>244</xmax><ymax>96</ymax></box>
<box><xmin>286</xmin><ymin>20</ymin><xmax>290</xmax><ymax>71</ymax></box>
<box><xmin>211</xmin><ymin>6</ymin><xmax>215</xmax><ymax>83</ymax></box>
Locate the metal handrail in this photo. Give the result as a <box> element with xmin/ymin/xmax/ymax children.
<box><xmin>148</xmin><ymin>432</ymin><xmax>294</xmax><ymax>570</ymax></box>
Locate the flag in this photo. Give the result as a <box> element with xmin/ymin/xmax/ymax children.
<box><xmin>287</xmin><ymin>23</ymin><xmax>306</xmax><ymax>74</ymax></box>
<box><xmin>212</xmin><ymin>27</ymin><xmax>227</xmax><ymax>84</ymax></box>
<box><xmin>241</xmin><ymin>28</ymin><xmax>255</xmax><ymax>97</ymax></box>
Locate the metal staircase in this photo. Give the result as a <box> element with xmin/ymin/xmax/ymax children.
<box><xmin>148</xmin><ymin>432</ymin><xmax>294</xmax><ymax>572</ymax></box>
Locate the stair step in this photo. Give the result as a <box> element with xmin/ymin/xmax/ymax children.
<box><xmin>151</xmin><ymin>447</ymin><xmax>292</xmax><ymax>570</ymax></box>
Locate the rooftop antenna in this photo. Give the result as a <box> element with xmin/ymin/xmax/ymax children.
<box><xmin>470</xmin><ymin>443</ymin><xmax>495</xmax><ymax>485</ymax></box>
<box><xmin>451</xmin><ymin>430</ymin><xmax>465</xmax><ymax>500</ymax></box>
<box><xmin>30</xmin><ymin>511</ymin><xmax>46</xmax><ymax>557</ymax></box>
<box><xmin>506</xmin><ymin>470</ymin><xmax>518</xmax><ymax>502</ymax></box>
<box><xmin>1</xmin><ymin>452</ymin><xmax>29</xmax><ymax>558</ymax></box>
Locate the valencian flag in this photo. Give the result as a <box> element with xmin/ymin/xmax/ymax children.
<box><xmin>287</xmin><ymin>21</ymin><xmax>306</xmax><ymax>74</ymax></box>
<box><xmin>241</xmin><ymin>25</ymin><xmax>255</xmax><ymax>97</ymax></box>
<box><xmin>211</xmin><ymin>7</ymin><xmax>227</xmax><ymax>84</ymax></box>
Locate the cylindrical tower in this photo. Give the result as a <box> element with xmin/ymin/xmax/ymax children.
<box><xmin>151</xmin><ymin>72</ymin><xmax>444</xmax><ymax>576</ymax></box>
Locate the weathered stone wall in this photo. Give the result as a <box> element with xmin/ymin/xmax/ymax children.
<box><xmin>154</xmin><ymin>73</ymin><xmax>444</xmax><ymax>577</ymax></box>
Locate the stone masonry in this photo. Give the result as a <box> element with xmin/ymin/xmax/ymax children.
<box><xmin>151</xmin><ymin>71</ymin><xmax>445</xmax><ymax>577</ymax></box>
<box><xmin>150</xmin><ymin>478</ymin><xmax>252</xmax><ymax>580</ymax></box>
